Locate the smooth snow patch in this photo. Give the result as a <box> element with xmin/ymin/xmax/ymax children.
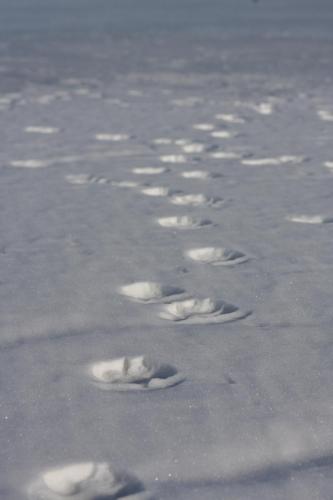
<box><xmin>170</xmin><ymin>193</ymin><xmax>222</xmax><ymax>207</ymax></box>
<box><xmin>211</xmin><ymin>130</ymin><xmax>233</xmax><ymax>139</ymax></box>
<box><xmin>215</xmin><ymin>113</ymin><xmax>245</xmax><ymax>124</ymax></box>
<box><xmin>95</xmin><ymin>133</ymin><xmax>129</xmax><ymax>142</ymax></box>
<box><xmin>181</xmin><ymin>143</ymin><xmax>206</xmax><ymax>154</ymax></box>
<box><xmin>118</xmin><ymin>281</ymin><xmax>186</xmax><ymax>303</ymax></box>
<box><xmin>318</xmin><ymin>110</ymin><xmax>333</xmax><ymax>121</ymax></box>
<box><xmin>65</xmin><ymin>174</ymin><xmax>110</xmax><ymax>185</ymax></box>
<box><xmin>286</xmin><ymin>215</ymin><xmax>333</xmax><ymax>224</ymax></box>
<box><xmin>242</xmin><ymin>156</ymin><xmax>305</xmax><ymax>166</ymax></box>
<box><xmin>171</xmin><ymin>97</ymin><xmax>203</xmax><ymax>107</ymax></box>
<box><xmin>192</xmin><ymin>123</ymin><xmax>215</xmax><ymax>131</ymax></box>
<box><xmin>153</xmin><ymin>138</ymin><xmax>173</xmax><ymax>145</ymax></box>
<box><xmin>140</xmin><ymin>186</ymin><xmax>170</xmax><ymax>197</ymax></box>
<box><xmin>25</xmin><ymin>126</ymin><xmax>59</xmax><ymax>134</ymax></box>
<box><xmin>90</xmin><ymin>356</ymin><xmax>184</xmax><ymax>391</ymax></box>
<box><xmin>210</xmin><ymin>151</ymin><xmax>241</xmax><ymax>160</ymax></box>
<box><xmin>159</xmin><ymin>298</ymin><xmax>248</xmax><ymax>324</ymax></box>
<box><xmin>159</xmin><ymin>154</ymin><xmax>187</xmax><ymax>164</ymax></box>
<box><xmin>28</xmin><ymin>462</ymin><xmax>146</xmax><ymax>499</ymax></box>
<box><xmin>133</xmin><ymin>167</ymin><xmax>167</xmax><ymax>175</ymax></box>
<box><xmin>157</xmin><ymin>216</ymin><xmax>212</xmax><ymax>229</ymax></box>
<box><xmin>185</xmin><ymin>247</ymin><xmax>248</xmax><ymax>266</ymax></box>
<box><xmin>10</xmin><ymin>159</ymin><xmax>50</xmax><ymax>168</ymax></box>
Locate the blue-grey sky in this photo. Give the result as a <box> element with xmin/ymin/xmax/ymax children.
<box><xmin>0</xmin><ymin>0</ymin><xmax>332</xmax><ymax>36</ymax></box>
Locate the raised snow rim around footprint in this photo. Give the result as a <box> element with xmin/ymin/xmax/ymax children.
<box><xmin>28</xmin><ymin>461</ymin><xmax>147</xmax><ymax>500</ymax></box>
<box><xmin>118</xmin><ymin>281</ymin><xmax>188</xmax><ymax>303</ymax></box>
<box><xmin>89</xmin><ymin>356</ymin><xmax>185</xmax><ymax>392</ymax></box>
<box><xmin>185</xmin><ymin>247</ymin><xmax>249</xmax><ymax>266</ymax></box>
<box><xmin>159</xmin><ymin>298</ymin><xmax>250</xmax><ymax>324</ymax></box>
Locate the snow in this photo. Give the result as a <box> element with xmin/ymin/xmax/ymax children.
<box><xmin>1</xmin><ymin>4</ymin><xmax>333</xmax><ymax>499</ymax></box>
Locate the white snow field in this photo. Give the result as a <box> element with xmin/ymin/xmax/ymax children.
<box><xmin>1</xmin><ymin>3</ymin><xmax>333</xmax><ymax>499</ymax></box>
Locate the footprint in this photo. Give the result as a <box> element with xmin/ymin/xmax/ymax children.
<box><xmin>90</xmin><ymin>356</ymin><xmax>185</xmax><ymax>391</ymax></box>
<box><xmin>169</xmin><ymin>193</ymin><xmax>223</xmax><ymax>207</ymax></box>
<box><xmin>185</xmin><ymin>247</ymin><xmax>248</xmax><ymax>266</ymax></box>
<box><xmin>28</xmin><ymin>462</ymin><xmax>147</xmax><ymax>499</ymax></box>
<box><xmin>210</xmin><ymin>130</ymin><xmax>233</xmax><ymax>139</ymax></box>
<box><xmin>118</xmin><ymin>281</ymin><xmax>186</xmax><ymax>303</ymax></box>
<box><xmin>157</xmin><ymin>216</ymin><xmax>212</xmax><ymax>229</ymax></box>
<box><xmin>159</xmin><ymin>155</ymin><xmax>187</xmax><ymax>164</ymax></box>
<box><xmin>65</xmin><ymin>174</ymin><xmax>110</xmax><ymax>185</ymax></box>
<box><xmin>140</xmin><ymin>186</ymin><xmax>170</xmax><ymax>197</ymax></box>
<box><xmin>95</xmin><ymin>133</ymin><xmax>130</xmax><ymax>142</ymax></box>
<box><xmin>192</xmin><ymin>123</ymin><xmax>215</xmax><ymax>131</ymax></box>
<box><xmin>210</xmin><ymin>151</ymin><xmax>241</xmax><ymax>160</ymax></box>
<box><xmin>215</xmin><ymin>113</ymin><xmax>245</xmax><ymax>124</ymax></box>
<box><xmin>153</xmin><ymin>138</ymin><xmax>173</xmax><ymax>145</ymax></box>
<box><xmin>286</xmin><ymin>214</ymin><xmax>333</xmax><ymax>224</ymax></box>
<box><xmin>159</xmin><ymin>297</ymin><xmax>248</xmax><ymax>324</ymax></box>
<box><xmin>25</xmin><ymin>126</ymin><xmax>59</xmax><ymax>134</ymax></box>
<box><xmin>133</xmin><ymin>167</ymin><xmax>168</xmax><ymax>175</ymax></box>
<box><xmin>242</xmin><ymin>156</ymin><xmax>305</xmax><ymax>166</ymax></box>
<box><xmin>10</xmin><ymin>159</ymin><xmax>51</xmax><ymax>168</ymax></box>
<box><xmin>318</xmin><ymin>110</ymin><xmax>333</xmax><ymax>122</ymax></box>
<box><xmin>111</xmin><ymin>180</ymin><xmax>140</xmax><ymax>188</ymax></box>
<box><xmin>180</xmin><ymin>170</ymin><xmax>211</xmax><ymax>179</ymax></box>
<box><xmin>181</xmin><ymin>143</ymin><xmax>206</xmax><ymax>154</ymax></box>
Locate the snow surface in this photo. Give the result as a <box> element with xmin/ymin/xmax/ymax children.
<box><xmin>1</xmin><ymin>8</ymin><xmax>333</xmax><ymax>500</ymax></box>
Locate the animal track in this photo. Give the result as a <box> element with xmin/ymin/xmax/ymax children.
<box><xmin>140</xmin><ymin>186</ymin><xmax>170</xmax><ymax>197</ymax></box>
<box><xmin>318</xmin><ymin>109</ymin><xmax>333</xmax><ymax>121</ymax></box>
<box><xmin>192</xmin><ymin>123</ymin><xmax>215</xmax><ymax>131</ymax></box>
<box><xmin>210</xmin><ymin>130</ymin><xmax>233</xmax><ymax>139</ymax></box>
<box><xmin>181</xmin><ymin>143</ymin><xmax>206</xmax><ymax>153</ymax></box>
<box><xmin>132</xmin><ymin>167</ymin><xmax>167</xmax><ymax>175</ymax></box>
<box><xmin>159</xmin><ymin>155</ymin><xmax>187</xmax><ymax>164</ymax></box>
<box><xmin>65</xmin><ymin>174</ymin><xmax>110</xmax><ymax>185</ymax></box>
<box><xmin>215</xmin><ymin>113</ymin><xmax>245</xmax><ymax>124</ymax></box>
<box><xmin>90</xmin><ymin>356</ymin><xmax>185</xmax><ymax>391</ymax></box>
<box><xmin>118</xmin><ymin>281</ymin><xmax>186</xmax><ymax>303</ymax></box>
<box><xmin>25</xmin><ymin>126</ymin><xmax>59</xmax><ymax>134</ymax></box>
<box><xmin>159</xmin><ymin>297</ymin><xmax>248</xmax><ymax>324</ymax></box>
<box><xmin>95</xmin><ymin>133</ymin><xmax>130</xmax><ymax>141</ymax></box>
<box><xmin>286</xmin><ymin>214</ymin><xmax>333</xmax><ymax>224</ymax></box>
<box><xmin>169</xmin><ymin>193</ymin><xmax>223</xmax><ymax>207</ymax></box>
<box><xmin>157</xmin><ymin>216</ymin><xmax>212</xmax><ymax>229</ymax></box>
<box><xmin>28</xmin><ymin>462</ymin><xmax>147</xmax><ymax>499</ymax></box>
<box><xmin>242</xmin><ymin>156</ymin><xmax>305</xmax><ymax>166</ymax></box>
<box><xmin>210</xmin><ymin>151</ymin><xmax>241</xmax><ymax>159</ymax></box>
<box><xmin>111</xmin><ymin>180</ymin><xmax>140</xmax><ymax>188</ymax></box>
<box><xmin>180</xmin><ymin>170</ymin><xmax>211</xmax><ymax>179</ymax></box>
<box><xmin>185</xmin><ymin>247</ymin><xmax>248</xmax><ymax>266</ymax></box>
<box><xmin>10</xmin><ymin>159</ymin><xmax>50</xmax><ymax>168</ymax></box>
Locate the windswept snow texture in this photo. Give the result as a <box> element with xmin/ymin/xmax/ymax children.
<box><xmin>2</xmin><ymin>1</ymin><xmax>333</xmax><ymax>499</ymax></box>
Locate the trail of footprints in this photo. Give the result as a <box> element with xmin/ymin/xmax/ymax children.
<box><xmin>21</xmin><ymin>96</ymin><xmax>333</xmax><ymax>498</ymax></box>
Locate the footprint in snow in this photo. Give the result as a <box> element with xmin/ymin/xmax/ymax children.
<box><xmin>140</xmin><ymin>186</ymin><xmax>171</xmax><ymax>197</ymax></box>
<box><xmin>132</xmin><ymin>167</ymin><xmax>168</xmax><ymax>175</ymax></box>
<box><xmin>157</xmin><ymin>216</ymin><xmax>213</xmax><ymax>230</ymax></box>
<box><xmin>89</xmin><ymin>356</ymin><xmax>185</xmax><ymax>391</ymax></box>
<box><xmin>159</xmin><ymin>154</ymin><xmax>187</xmax><ymax>164</ymax></box>
<box><xmin>159</xmin><ymin>297</ymin><xmax>249</xmax><ymax>324</ymax></box>
<box><xmin>28</xmin><ymin>462</ymin><xmax>150</xmax><ymax>499</ymax></box>
<box><xmin>118</xmin><ymin>281</ymin><xmax>187</xmax><ymax>303</ymax></box>
<box><xmin>185</xmin><ymin>247</ymin><xmax>248</xmax><ymax>266</ymax></box>
<box><xmin>169</xmin><ymin>193</ymin><xmax>223</xmax><ymax>208</ymax></box>
<box><xmin>286</xmin><ymin>215</ymin><xmax>333</xmax><ymax>224</ymax></box>
<box><xmin>65</xmin><ymin>174</ymin><xmax>110</xmax><ymax>185</ymax></box>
